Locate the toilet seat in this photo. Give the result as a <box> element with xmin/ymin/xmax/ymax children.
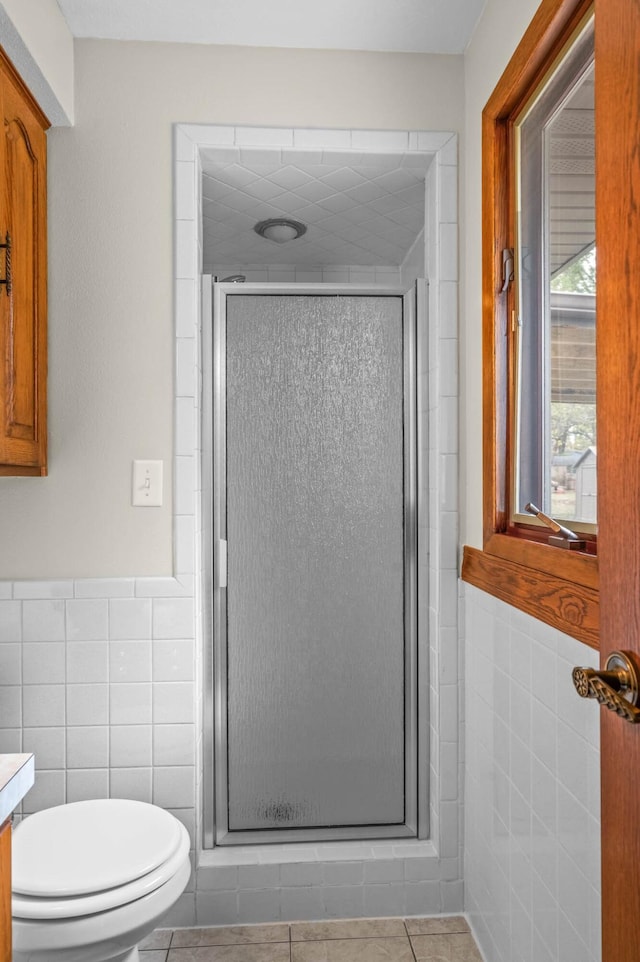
<box><xmin>12</xmin><ymin>798</ymin><xmax>190</xmax><ymax>920</ymax></box>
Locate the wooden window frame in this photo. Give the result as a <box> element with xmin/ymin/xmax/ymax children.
<box><xmin>461</xmin><ymin>0</ymin><xmax>599</xmax><ymax>650</ymax></box>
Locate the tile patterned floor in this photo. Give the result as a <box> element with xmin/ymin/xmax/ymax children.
<box><xmin>140</xmin><ymin>917</ymin><xmax>483</xmax><ymax>962</ymax></box>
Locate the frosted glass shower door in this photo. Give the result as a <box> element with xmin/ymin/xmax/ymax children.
<box><xmin>213</xmin><ymin>288</ymin><xmax>417</xmax><ymax>844</ymax></box>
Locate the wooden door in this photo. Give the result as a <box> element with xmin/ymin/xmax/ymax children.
<box><xmin>0</xmin><ymin>48</ymin><xmax>48</xmax><ymax>475</ymax></box>
<box><xmin>0</xmin><ymin>819</ymin><xmax>10</xmax><ymax>962</ymax></box>
<box><xmin>595</xmin><ymin>0</ymin><xmax>640</xmax><ymax>958</ymax></box>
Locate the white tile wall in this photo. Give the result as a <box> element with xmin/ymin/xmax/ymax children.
<box><xmin>211</xmin><ymin>264</ymin><xmax>403</xmax><ymax>285</ymax></box>
<box><xmin>463</xmin><ymin>584</ymin><xmax>601</xmax><ymax>962</ymax></box>
<box><xmin>0</xmin><ymin>124</ymin><xmax>459</xmax><ymax>929</ymax></box>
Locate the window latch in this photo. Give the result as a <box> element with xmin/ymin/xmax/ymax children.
<box><xmin>501</xmin><ymin>248</ymin><xmax>514</xmax><ymax>292</ymax></box>
<box><xmin>524</xmin><ymin>502</ymin><xmax>586</xmax><ymax>550</ymax></box>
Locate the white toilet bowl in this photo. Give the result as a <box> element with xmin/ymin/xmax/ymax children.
<box><xmin>11</xmin><ymin>798</ymin><xmax>191</xmax><ymax>962</ymax></box>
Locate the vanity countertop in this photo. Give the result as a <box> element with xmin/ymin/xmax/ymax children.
<box><xmin>0</xmin><ymin>754</ymin><xmax>34</xmax><ymax>825</ymax></box>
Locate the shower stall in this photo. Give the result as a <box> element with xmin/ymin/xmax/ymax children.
<box><xmin>203</xmin><ymin>281</ymin><xmax>425</xmax><ymax>846</ymax></box>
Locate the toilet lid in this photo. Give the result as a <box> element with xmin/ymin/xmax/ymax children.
<box><xmin>12</xmin><ymin>799</ymin><xmax>183</xmax><ymax>897</ymax></box>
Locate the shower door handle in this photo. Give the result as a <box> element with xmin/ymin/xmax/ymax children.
<box><xmin>216</xmin><ymin>539</ymin><xmax>228</xmax><ymax>589</ymax></box>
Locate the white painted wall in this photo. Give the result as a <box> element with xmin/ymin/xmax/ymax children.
<box><xmin>0</xmin><ymin>39</ymin><xmax>464</xmax><ymax>579</ymax></box>
<box><xmin>0</xmin><ymin>0</ymin><xmax>74</xmax><ymax>124</ymax></box>
<box><xmin>461</xmin><ymin>0</ymin><xmax>541</xmax><ymax>550</ymax></box>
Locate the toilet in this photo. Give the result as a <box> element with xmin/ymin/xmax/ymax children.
<box><xmin>11</xmin><ymin>798</ymin><xmax>191</xmax><ymax>962</ymax></box>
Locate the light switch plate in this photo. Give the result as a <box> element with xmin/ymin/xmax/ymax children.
<box><xmin>132</xmin><ymin>460</ymin><xmax>163</xmax><ymax>506</ymax></box>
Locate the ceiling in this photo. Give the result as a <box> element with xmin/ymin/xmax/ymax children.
<box><xmin>201</xmin><ymin>149</ymin><xmax>428</xmax><ymax>271</ymax></box>
<box><xmin>55</xmin><ymin>0</ymin><xmax>486</xmax><ymax>54</ymax></box>
<box><xmin>54</xmin><ymin>0</ymin><xmax>478</xmax><ymax>272</ymax></box>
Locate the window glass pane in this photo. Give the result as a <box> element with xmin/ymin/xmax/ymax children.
<box><xmin>516</xmin><ymin>18</ymin><xmax>596</xmax><ymax>526</ymax></box>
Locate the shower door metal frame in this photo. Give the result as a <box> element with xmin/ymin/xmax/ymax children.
<box><xmin>205</xmin><ymin>281</ymin><xmax>422</xmax><ymax>847</ymax></box>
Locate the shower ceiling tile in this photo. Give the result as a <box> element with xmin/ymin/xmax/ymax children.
<box><xmin>359</xmin><ymin>212</ymin><xmax>396</xmax><ymax>234</ymax></box>
<box><xmin>291</xmin><ymin>203</ymin><xmax>335</xmax><ymax>223</ymax></box>
<box><xmin>212</xmin><ymin>164</ymin><xmax>260</xmax><ymax>189</ymax></box>
<box><xmin>212</xmin><ymin>193</ymin><xmax>258</xmax><ymax>215</ymax></box>
<box><xmin>341</xmin><ymin>205</ymin><xmax>376</xmax><ymax>225</ymax></box>
<box><xmin>385</xmin><ymin>206</ymin><xmax>425</xmax><ymax>229</ymax></box>
<box><xmin>394</xmin><ymin>183</ymin><xmax>427</xmax><ymax>206</ymax></box>
<box><xmin>319</xmin><ymin>167</ymin><xmax>368</xmax><ymax>191</ymax></box>
<box><xmin>267</xmin><ymin>166</ymin><xmax>316</xmax><ymax>190</ymax></box>
<box><xmin>369</xmin><ymin>193</ymin><xmax>407</xmax><ymax>215</ymax></box>
<box><xmin>201</xmin><ymin>151</ymin><xmax>429</xmax><ymax>269</ymax></box>
<box><xmin>238</xmin><ymin>146</ymin><xmax>283</xmax><ymax>166</ymax></box>
<box><xmin>292</xmin><ymin>180</ymin><xmax>337</xmax><ymax>203</ymax></box>
<box><xmin>316</xmin><ymin>193</ymin><xmax>359</xmax><ymax>213</ymax></box>
<box><xmin>201</xmin><ymin>175</ymin><xmax>236</xmax><ymax>200</ymax></box>
<box><xmin>345</xmin><ymin>181</ymin><xmax>389</xmax><ymax>204</ymax></box>
<box><xmin>314</xmin><ymin>213</ymin><xmax>354</xmax><ymax>233</ymax></box>
<box><xmin>243</xmin><ymin>179</ymin><xmax>288</xmax><ymax>201</ymax></box>
<box><xmin>374</xmin><ymin>168</ymin><xmax>423</xmax><ymax>192</ymax></box>
<box><xmin>269</xmin><ymin>192</ymin><xmax>315</xmax><ymax>213</ymax></box>
<box><xmin>340</xmin><ymin>224</ymin><xmax>372</xmax><ymax>244</ymax></box>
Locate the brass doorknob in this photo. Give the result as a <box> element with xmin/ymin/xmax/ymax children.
<box><xmin>572</xmin><ymin>650</ymin><xmax>640</xmax><ymax>724</ymax></box>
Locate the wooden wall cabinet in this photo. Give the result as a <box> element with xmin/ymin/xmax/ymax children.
<box><xmin>0</xmin><ymin>48</ymin><xmax>49</xmax><ymax>476</ymax></box>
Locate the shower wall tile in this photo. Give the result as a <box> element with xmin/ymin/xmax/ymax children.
<box><xmin>65</xmin><ymin>683</ymin><xmax>107</xmax><ymax>726</ymax></box>
<box><xmin>463</xmin><ymin>583</ymin><xmax>601</xmax><ymax>962</ymax></box>
<box><xmin>23</xmin><ymin>684</ymin><xmax>65</xmax><ymax>727</ymax></box>
<box><xmin>66</xmin><ymin>726</ymin><xmax>109</xmax><ymax>769</ymax></box>
<box><xmin>66</xmin><ymin>599</ymin><xmax>108</xmax><ymax>641</ymax></box>
<box><xmin>0</xmin><ymin>643</ymin><xmax>21</xmax><ymax>685</ymax></box>
<box><xmin>109</xmin><ymin>641</ymin><xmax>152</xmax><ymax>683</ymax></box>
<box><xmin>236</xmin><ymin>127</ymin><xmax>293</xmax><ymax>148</ymax></box>
<box><xmin>152</xmin><ymin>681</ymin><xmax>195</xmax><ymax>724</ymax></box>
<box><xmin>111</xmin><ymin>724</ymin><xmax>152</xmax><ymax>768</ymax></box>
<box><xmin>110</xmin><ymin>682</ymin><xmax>152</xmax><ymax>725</ymax></box>
<box><xmin>66</xmin><ymin>642</ymin><xmax>109</xmax><ymax>683</ymax></box>
<box><xmin>153</xmin><ymin>765</ymin><xmax>195</xmax><ymax>808</ymax></box>
<box><xmin>211</xmin><ymin>264</ymin><xmax>403</xmax><ymax>285</ymax></box>
<box><xmin>176</xmin><ymin>161</ymin><xmax>197</xmax><ymax>221</ymax></box>
<box><xmin>22</xmin><ymin>600</ymin><xmax>65</xmax><ymax>641</ymax></box>
<box><xmin>153</xmin><ymin>724</ymin><xmax>196</xmax><ymax>766</ymax></box>
<box><xmin>293</xmin><ymin>128</ymin><xmax>352</xmax><ymax>150</ymax></box>
<box><xmin>176</xmin><ymin>278</ymin><xmax>199</xmax><ymax>338</ymax></box>
<box><xmin>23</xmin><ymin>727</ymin><xmax>65</xmax><ymax>769</ymax></box>
<box><xmin>22</xmin><ymin>769</ymin><xmax>65</xmax><ymax>813</ymax></box>
<box><xmin>0</xmin><ymin>687</ymin><xmax>21</xmax><ymax>728</ymax></box>
<box><xmin>110</xmin><ymin>766</ymin><xmax>153</xmax><ymax>803</ymax></box>
<box><xmin>67</xmin><ymin>768</ymin><xmax>109</xmax><ymax>802</ymax></box>
<box><xmin>74</xmin><ymin>578</ymin><xmax>135</xmax><ymax>599</ymax></box>
<box><xmin>152</xmin><ymin>640</ymin><xmax>194</xmax><ymax>682</ymax></box>
<box><xmin>109</xmin><ymin>598</ymin><xmax>152</xmax><ymax>640</ymax></box>
<box><xmin>22</xmin><ymin>642</ymin><xmax>65</xmax><ymax>684</ymax></box>
<box><xmin>12</xmin><ymin>581</ymin><xmax>73</xmax><ymax>599</ymax></box>
<box><xmin>152</xmin><ymin>597</ymin><xmax>195</xmax><ymax>639</ymax></box>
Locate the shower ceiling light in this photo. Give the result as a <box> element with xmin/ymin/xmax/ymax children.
<box><xmin>254</xmin><ymin>218</ymin><xmax>307</xmax><ymax>244</ymax></box>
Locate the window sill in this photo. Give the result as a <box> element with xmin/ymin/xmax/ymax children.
<box><xmin>461</xmin><ymin>535</ymin><xmax>599</xmax><ymax>649</ymax></box>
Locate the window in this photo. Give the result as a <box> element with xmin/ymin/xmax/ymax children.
<box><xmin>462</xmin><ymin>0</ymin><xmax>598</xmax><ymax>649</ymax></box>
<box><xmin>515</xmin><ymin>17</ymin><xmax>596</xmax><ymax>531</ymax></box>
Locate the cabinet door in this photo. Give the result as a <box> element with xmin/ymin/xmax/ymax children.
<box><xmin>0</xmin><ymin>49</ymin><xmax>48</xmax><ymax>475</ymax></box>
